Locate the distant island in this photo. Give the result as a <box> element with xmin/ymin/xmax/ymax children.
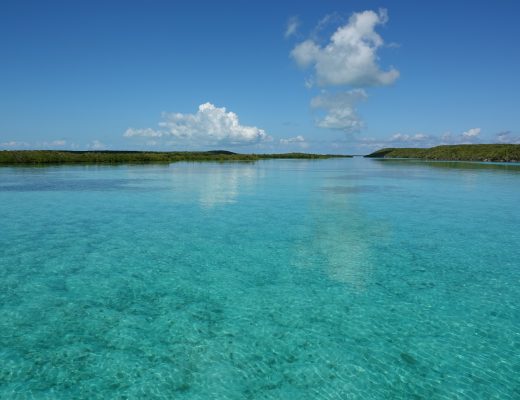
<box><xmin>0</xmin><ymin>150</ymin><xmax>351</xmax><ymax>164</ymax></box>
<box><xmin>365</xmin><ymin>144</ymin><xmax>520</xmax><ymax>162</ymax></box>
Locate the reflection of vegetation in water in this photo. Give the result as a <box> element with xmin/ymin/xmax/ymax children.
<box><xmin>365</xmin><ymin>144</ymin><xmax>520</xmax><ymax>162</ymax></box>
<box><xmin>371</xmin><ymin>158</ymin><xmax>520</xmax><ymax>172</ymax></box>
<box><xmin>0</xmin><ymin>150</ymin><xmax>351</xmax><ymax>164</ymax></box>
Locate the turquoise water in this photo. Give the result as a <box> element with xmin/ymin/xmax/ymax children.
<box><xmin>1</xmin><ymin>158</ymin><xmax>519</xmax><ymax>399</ymax></box>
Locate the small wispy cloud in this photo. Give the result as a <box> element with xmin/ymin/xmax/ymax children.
<box><xmin>353</xmin><ymin>127</ymin><xmax>485</xmax><ymax>151</ymax></box>
<box><xmin>280</xmin><ymin>135</ymin><xmax>309</xmax><ymax>148</ymax></box>
<box><xmin>0</xmin><ymin>140</ymin><xmax>30</xmax><ymax>148</ymax></box>
<box><xmin>1</xmin><ymin>139</ymin><xmax>108</xmax><ymax>150</ymax></box>
<box><xmin>87</xmin><ymin>140</ymin><xmax>108</xmax><ymax>150</ymax></box>
<box><xmin>43</xmin><ymin>140</ymin><xmax>67</xmax><ymax>147</ymax></box>
<box><xmin>124</xmin><ymin>128</ymin><xmax>162</xmax><ymax>138</ymax></box>
<box><xmin>311</xmin><ymin>13</ymin><xmax>342</xmax><ymax>39</ymax></box>
<box><xmin>495</xmin><ymin>131</ymin><xmax>520</xmax><ymax>144</ymax></box>
<box><xmin>285</xmin><ymin>16</ymin><xmax>300</xmax><ymax>38</ymax></box>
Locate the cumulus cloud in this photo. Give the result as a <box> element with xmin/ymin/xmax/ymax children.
<box><xmin>310</xmin><ymin>89</ymin><xmax>367</xmax><ymax>132</ymax></box>
<box><xmin>285</xmin><ymin>16</ymin><xmax>300</xmax><ymax>38</ymax></box>
<box><xmin>462</xmin><ymin>128</ymin><xmax>481</xmax><ymax>139</ymax></box>
<box><xmin>291</xmin><ymin>9</ymin><xmax>399</xmax><ymax>87</ymax></box>
<box><xmin>280</xmin><ymin>135</ymin><xmax>309</xmax><ymax>148</ymax></box>
<box><xmin>124</xmin><ymin>103</ymin><xmax>270</xmax><ymax>146</ymax></box>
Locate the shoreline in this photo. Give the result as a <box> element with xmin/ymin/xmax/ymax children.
<box><xmin>365</xmin><ymin>144</ymin><xmax>520</xmax><ymax>163</ymax></box>
<box><xmin>0</xmin><ymin>150</ymin><xmax>352</xmax><ymax>165</ymax></box>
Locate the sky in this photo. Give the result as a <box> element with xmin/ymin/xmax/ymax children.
<box><xmin>1</xmin><ymin>0</ymin><xmax>520</xmax><ymax>154</ymax></box>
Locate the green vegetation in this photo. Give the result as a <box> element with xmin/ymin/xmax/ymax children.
<box><xmin>0</xmin><ymin>150</ymin><xmax>351</xmax><ymax>164</ymax></box>
<box><xmin>365</xmin><ymin>144</ymin><xmax>520</xmax><ymax>162</ymax></box>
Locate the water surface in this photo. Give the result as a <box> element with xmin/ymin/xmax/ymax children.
<box><xmin>1</xmin><ymin>158</ymin><xmax>519</xmax><ymax>399</ymax></box>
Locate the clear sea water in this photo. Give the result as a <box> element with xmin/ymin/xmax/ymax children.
<box><xmin>0</xmin><ymin>158</ymin><xmax>519</xmax><ymax>399</ymax></box>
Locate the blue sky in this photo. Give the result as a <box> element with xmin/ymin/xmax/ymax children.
<box><xmin>1</xmin><ymin>0</ymin><xmax>519</xmax><ymax>154</ymax></box>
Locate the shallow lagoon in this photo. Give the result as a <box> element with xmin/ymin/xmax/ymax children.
<box><xmin>1</xmin><ymin>158</ymin><xmax>519</xmax><ymax>399</ymax></box>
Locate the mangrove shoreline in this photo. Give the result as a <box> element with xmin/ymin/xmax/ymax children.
<box><xmin>0</xmin><ymin>150</ymin><xmax>351</xmax><ymax>165</ymax></box>
<box><xmin>365</xmin><ymin>144</ymin><xmax>520</xmax><ymax>163</ymax></box>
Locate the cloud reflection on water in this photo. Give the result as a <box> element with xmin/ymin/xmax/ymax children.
<box><xmin>294</xmin><ymin>178</ymin><xmax>391</xmax><ymax>291</ymax></box>
<box><xmin>168</xmin><ymin>162</ymin><xmax>264</xmax><ymax>209</ymax></box>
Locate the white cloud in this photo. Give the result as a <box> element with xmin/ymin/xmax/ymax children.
<box><xmin>352</xmin><ymin>133</ymin><xmax>433</xmax><ymax>150</ymax></box>
<box><xmin>88</xmin><ymin>140</ymin><xmax>108</xmax><ymax>150</ymax></box>
<box><xmin>0</xmin><ymin>140</ymin><xmax>29</xmax><ymax>148</ymax></box>
<box><xmin>285</xmin><ymin>16</ymin><xmax>300</xmax><ymax>38</ymax></box>
<box><xmin>124</xmin><ymin>128</ymin><xmax>162</xmax><ymax>138</ymax></box>
<box><xmin>386</xmin><ymin>128</ymin><xmax>482</xmax><ymax>147</ymax></box>
<box><xmin>280</xmin><ymin>135</ymin><xmax>309</xmax><ymax>148</ymax></box>
<box><xmin>311</xmin><ymin>13</ymin><xmax>342</xmax><ymax>38</ymax></box>
<box><xmin>292</xmin><ymin>40</ymin><xmax>320</xmax><ymax>71</ymax></box>
<box><xmin>390</xmin><ymin>133</ymin><xmax>431</xmax><ymax>144</ymax></box>
<box><xmin>462</xmin><ymin>128</ymin><xmax>481</xmax><ymax>138</ymax></box>
<box><xmin>495</xmin><ymin>131</ymin><xmax>520</xmax><ymax>144</ymax></box>
<box><xmin>441</xmin><ymin>128</ymin><xmax>481</xmax><ymax>145</ymax></box>
<box><xmin>280</xmin><ymin>135</ymin><xmax>305</xmax><ymax>144</ymax></box>
<box><xmin>43</xmin><ymin>140</ymin><xmax>67</xmax><ymax>147</ymax></box>
<box><xmin>353</xmin><ymin>127</ymin><xmax>486</xmax><ymax>151</ymax></box>
<box><xmin>1</xmin><ymin>139</ymin><xmax>76</xmax><ymax>149</ymax></box>
<box><xmin>291</xmin><ymin>9</ymin><xmax>399</xmax><ymax>87</ymax></box>
<box><xmin>311</xmin><ymin>89</ymin><xmax>367</xmax><ymax>132</ymax></box>
<box><xmin>124</xmin><ymin>102</ymin><xmax>271</xmax><ymax>146</ymax></box>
